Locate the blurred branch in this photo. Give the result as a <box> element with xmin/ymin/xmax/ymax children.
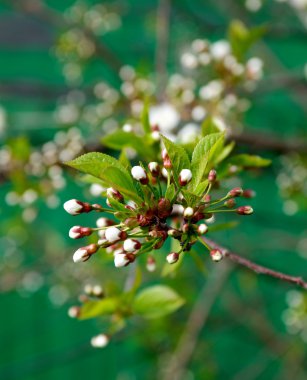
<box><xmin>161</xmin><ymin>262</ymin><xmax>232</xmax><ymax>380</ymax></box>
<box><xmin>229</xmin><ymin>130</ymin><xmax>307</xmax><ymax>153</ymax></box>
<box><xmin>204</xmin><ymin>238</ymin><xmax>307</xmax><ymax>289</ymax></box>
<box><xmin>156</xmin><ymin>0</ymin><xmax>171</xmax><ymax>101</ymax></box>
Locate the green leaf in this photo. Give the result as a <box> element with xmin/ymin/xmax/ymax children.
<box><xmin>79</xmin><ymin>297</ymin><xmax>119</xmax><ymax>320</ymax></box>
<box><xmin>165</xmin><ymin>183</ymin><xmax>176</xmax><ymax>202</ymax></box>
<box><xmin>133</xmin><ymin>285</ymin><xmax>185</xmax><ymax>319</ymax></box>
<box><xmin>190</xmin><ymin>133</ymin><xmax>223</xmax><ymax>191</ymax></box>
<box><xmin>228</xmin><ymin>20</ymin><xmax>266</xmax><ymax>60</ymax></box>
<box><xmin>161</xmin><ymin>135</ymin><xmax>190</xmax><ymax>178</ymax></box>
<box><xmin>141</xmin><ymin>101</ymin><xmax>151</xmax><ymax>134</ymax></box>
<box><xmin>228</xmin><ymin>154</ymin><xmax>271</xmax><ymax>167</ymax></box>
<box><xmin>102</xmin><ymin>130</ymin><xmax>155</xmax><ymax>160</ymax></box>
<box><xmin>66</xmin><ymin>152</ymin><xmax>142</xmax><ymax>202</ymax></box>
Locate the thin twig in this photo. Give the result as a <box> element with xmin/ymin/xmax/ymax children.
<box><xmin>204</xmin><ymin>238</ymin><xmax>307</xmax><ymax>289</ymax></box>
<box><xmin>161</xmin><ymin>262</ymin><xmax>233</xmax><ymax>380</ymax></box>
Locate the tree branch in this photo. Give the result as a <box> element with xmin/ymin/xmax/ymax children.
<box><xmin>203</xmin><ymin>238</ymin><xmax>307</xmax><ymax>289</ymax></box>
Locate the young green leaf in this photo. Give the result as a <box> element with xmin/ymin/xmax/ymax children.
<box><xmin>201</xmin><ymin>117</ymin><xmax>221</xmax><ymax>136</ymax></box>
<box><xmin>133</xmin><ymin>285</ymin><xmax>185</xmax><ymax>319</ymax></box>
<box><xmin>66</xmin><ymin>152</ymin><xmax>142</xmax><ymax>202</ymax></box>
<box><xmin>190</xmin><ymin>133</ymin><xmax>223</xmax><ymax>191</ymax></box>
<box><xmin>161</xmin><ymin>135</ymin><xmax>190</xmax><ymax>178</ymax></box>
<box><xmin>141</xmin><ymin>101</ymin><xmax>152</xmax><ymax>134</ymax></box>
<box><xmin>227</xmin><ymin>154</ymin><xmax>271</xmax><ymax>167</ymax></box>
<box><xmin>165</xmin><ymin>183</ymin><xmax>176</xmax><ymax>202</ymax></box>
<box><xmin>79</xmin><ymin>297</ymin><xmax>119</xmax><ymax>320</ymax></box>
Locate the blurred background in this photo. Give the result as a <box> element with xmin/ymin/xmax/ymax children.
<box><xmin>0</xmin><ymin>0</ymin><xmax>307</xmax><ymax>379</ymax></box>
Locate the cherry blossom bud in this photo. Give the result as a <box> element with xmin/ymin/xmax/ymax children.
<box><xmin>90</xmin><ymin>334</ymin><xmax>109</xmax><ymax>348</ymax></box>
<box><xmin>97</xmin><ymin>239</ymin><xmax>110</xmax><ymax>247</ymax></box>
<box><xmin>160</xmin><ymin>169</ymin><xmax>168</xmax><ymax>181</ymax></box>
<box><xmin>148</xmin><ymin>162</ymin><xmax>160</xmax><ymax>177</ymax></box>
<box><xmin>131</xmin><ymin>166</ymin><xmax>148</xmax><ymax>184</ymax></box>
<box><xmin>237</xmin><ymin>206</ymin><xmax>254</xmax><ymax>215</ymax></box>
<box><xmin>162</xmin><ymin>149</ymin><xmax>172</xmax><ymax>168</ymax></box>
<box><xmin>166</xmin><ymin>252</ymin><xmax>179</xmax><ymax>264</ymax></box>
<box><xmin>68</xmin><ymin>306</ymin><xmax>80</xmax><ymax>318</ymax></box>
<box><xmin>151</xmin><ymin>131</ymin><xmax>160</xmax><ymax>141</ymax></box>
<box><xmin>203</xmin><ymin>194</ymin><xmax>211</xmax><ymax>202</ymax></box>
<box><xmin>210</xmin><ymin>249</ymin><xmax>223</xmax><ymax>262</ymax></box>
<box><xmin>146</xmin><ymin>256</ymin><xmax>156</xmax><ymax>272</ymax></box>
<box><xmin>168</xmin><ymin>229</ymin><xmax>181</xmax><ymax>238</ymax></box>
<box><xmin>123</xmin><ymin>239</ymin><xmax>141</xmax><ymax>253</ymax></box>
<box><xmin>242</xmin><ymin>189</ymin><xmax>256</xmax><ymax>198</ymax></box>
<box><xmin>106</xmin><ymin>187</ymin><xmax>124</xmax><ymax>202</ymax></box>
<box><xmin>114</xmin><ymin>252</ymin><xmax>130</xmax><ymax>267</ymax></box>
<box><xmin>179</xmin><ymin>169</ymin><xmax>192</xmax><ymax>186</ymax></box>
<box><xmin>208</xmin><ymin>169</ymin><xmax>217</xmax><ymax>183</ymax></box>
<box><xmin>69</xmin><ymin>226</ymin><xmax>92</xmax><ymax>239</ymax></box>
<box><xmin>158</xmin><ymin>198</ymin><xmax>172</xmax><ymax>218</ymax></box>
<box><xmin>64</xmin><ymin>199</ymin><xmax>91</xmax><ymax>215</ymax></box>
<box><xmin>184</xmin><ymin>207</ymin><xmax>194</xmax><ymax>218</ymax></box>
<box><xmin>73</xmin><ymin>244</ymin><xmax>98</xmax><ymax>263</ymax></box>
<box><xmin>197</xmin><ymin>224</ymin><xmax>208</xmax><ymax>235</ymax></box>
<box><xmin>92</xmin><ymin>285</ymin><xmax>104</xmax><ymax>298</ymax></box>
<box><xmin>105</xmin><ymin>227</ymin><xmax>127</xmax><ymax>243</ymax></box>
<box><xmin>227</xmin><ymin>187</ymin><xmax>243</xmax><ymax>197</ymax></box>
<box><xmin>224</xmin><ymin>199</ymin><xmax>236</xmax><ymax>208</ymax></box>
<box><xmin>182</xmin><ymin>223</ymin><xmax>190</xmax><ymax>233</ymax></box>
<box><xmin>96</xmin><ymin>217</ymin><xmax>114</xmax><ymax>228</ymax></box>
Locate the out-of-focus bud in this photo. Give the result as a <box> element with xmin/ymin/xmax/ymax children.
<box><xmin>208</xmin><ymin>169</ymin><xmax>217</xmax><ymax>183</ymax></box>
<box><xmin>68</xmin><ymin>306</ymin><xmax>80</xmax><ymax>318</ymax></box>
<box><xmin>179</xmin><ymin>169</ymin><xmax>192</xmax><ymax>186</ymax></box>
<box><xmin>182</xmin><ymin>223</ymin><xmax>190</xmax><ymax>233</ymax></box>
<box><xmin>161</xmin><ymin>167</ymin><xmax>169</xmax><ymax>179</ymax></box>
<box><xmin>197</xmin><ymin>224</ymin><xmax>208</xmax><ymax>235</ymax></box>
<box><xmin>124</xmin><ymin>217</ymin><xmax>139</xmax><ymax>229</ymax></box>
<box><xmin>158</xmin><ymin>198</ymin><xmax>172</xmax><ymax>218</ymax></box>
<box><xmin>242</xmin><ymin>189</ymin><xmax>256</xmax><ymax>198</ymax></box>
<box><xmin>171</xmin><ymin>204</ymin><xmax>184</xmax><ymax>216</ymax></box>
<box><xmin>166</xmin><ymin>252</ymin><xmax>180</xmax><ymax>264</ymax></box>
<box><xmin>203</xmin><ymin>194</ymin><xmax>211</xmax><ymax>202</ymax></box>
<box><xmin>91</xmin><ymin>334</ymin><xmax>109</xmax><ymax>348</ymax></box>
<box><xmin>105</xmin><ymin>227</ymin><xmax>127</xmax><ymax>243</ymax></box>
<box><xmin>92</xmin><ymin>285</ymin><xmax>104</xmax><ymax>298</ymax></box>
<box><xmin>227</xmin><ymin>187</ymin><xmax>243</xmax><ymax>198</ymax></box>
<box><xmin>237</xmin><ymin>206</ymin><xmax>253</xmax><ymax>215</ymax></box>
<box><xmin>162</xmin><ymin>149</ymin><xmax>172</xmax><ymax>168</ymax></box>
<box><xmin>146</xmin><ymin>256</ymin><xmax>156</xmax><ymax>272</ymax></box>
<box><xmin>184</xmin><ymin>207</ymin><xmax>194</xmax><ymax>218</ymax></box>
<box><xmin>123</xmin><ymin>239</ymin><xmax>141</xmax><ymax>253</ymax></box>
<box><xmin>73</xmin><ymin>243</ymin><xmax>99</xmax><ymax>263</ymax></box>
<box><xmin>224</xmin><ymin>199</ymin><xmax>236</xmax><ymax>208</ymax></box>
<box><xmin>106</xmin><ymin>187</ymin><xmax>124</xmax><ymax>203</ymax></box>
<box><xmin>131</xmin><ymin>166</ymin><xmax>148</xmax><ymax>185</ymax></box>
<box><xmin>210</xmin><ymin>249</ymin><xmax>223</xmax><ymax>262</ymax></box>
<box><xmin>148</xmin><ymin>162</ymin><xmax>160</xmax><ymax>177</ymax></box>
<box><xmin>69</xmin><ymin>226</ymin><xmax>93</xmax><ymax>239</ymax></box>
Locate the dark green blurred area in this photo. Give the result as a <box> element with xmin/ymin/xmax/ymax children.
<box><xmin>0</xmin><ymin>1</ymin><xmax>307</xmax><ymax>379</ymax></box>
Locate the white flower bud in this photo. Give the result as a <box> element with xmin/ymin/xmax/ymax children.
<box><xmin>123</xmin><ymin>239</ymin><xmax>141</xmax><ymax>253</ymax></box>
<box><xmin>90</xmin><ymin>334</ymin><xmax>109</xmax><ymax>348</ymax></box>
<box><xmin>162</xmin><ymin>167</ymin><xmax>169</xmax><ymax>178</ymax></box>
<box><xmin>68</xmin><ymin>306</ymin><xmax>80</xmax><ymax>318</ymax></box>
<box><xmin>92</xmin><ymin>285</ymin><xmax>103</xmax><ymax>297</ymax></box>
<box><xmin>73</xmin><ymin>248</ymin><xmax>89</xmax><ymax>263</ymax></box>
<box><xmin>146</xmin><ymin>256</ymin><xmax>156</xmax><ymax>272</ymax></box>
<box><xmin>210</xmin><ymin>40</ymin><xmax>230</xmax><ymax>61</ymax></box>
<box><xmin>198</xmin><ymin>224</ymin><xmax>208</xmax><ymax>235</ymax></box>
<box><xmin>131</xmin><ymin>166</ymin><xmax>148</xmax><ymax>184</ymax></box>
<box><xmin>114</xmin><ymin>253</ymin><xmax>130</xmax><ymax>268</ymax></box>
<box><xmin>179</xmin><ymin>169</ymin><xmax>192</xmax><ymax>186</ymax></box>
<box><xmin>96</xmin><ymin>217</ymin><xmax>113</xmax><ymax>228</ymax></box>
<box><xmin>63</xmin><ymin>199</ymin><xmax>83</xmax><ymax>215</ymax></box>
<box><xmin>171</xmin><ymin>204</ymin><xmax>184</xmax><ymax>215</ymax></box>
<box><xmin>148</xmin><ymin>162</ymin><xmax>160</xmax><ymax>177</ymax></box>
<box><xmin>69</xmin><ymin>226</ymin><xmax>82</xmax><ymax>239</ymax></box>
<box><xmin>151</xmin><ymin>131</ymin><xmax>160</xmax><ymax>141</ymax></box>
<box><xmin>210</xmin><ymin>249</ymin><xmax>223</xmax><ymax>262</ymax></box>
<box><xmin>184</xmin><ymin>207</ymin><xmax>194</xmax><ymax>218</ymax></box>
<box><xmin>105</xmin><ymin>227</ymin><xmax>125</xmax><ymax>243</ymax></box>
<box><xmin>166</xmin><ymin>252</ymin><xmax>179</xmax><ymax>264</ymax></box>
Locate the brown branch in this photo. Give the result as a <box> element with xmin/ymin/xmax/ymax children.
<box><xmin>204</xmin><ymin>238</ymin><xmax>307</xmax><ymax>289</ymax></box>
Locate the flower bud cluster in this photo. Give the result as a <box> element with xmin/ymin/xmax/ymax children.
<box><xmin>64</xmin><ymin>163</ymin><xmax>255</xmax><ymax>267</ymax></box>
